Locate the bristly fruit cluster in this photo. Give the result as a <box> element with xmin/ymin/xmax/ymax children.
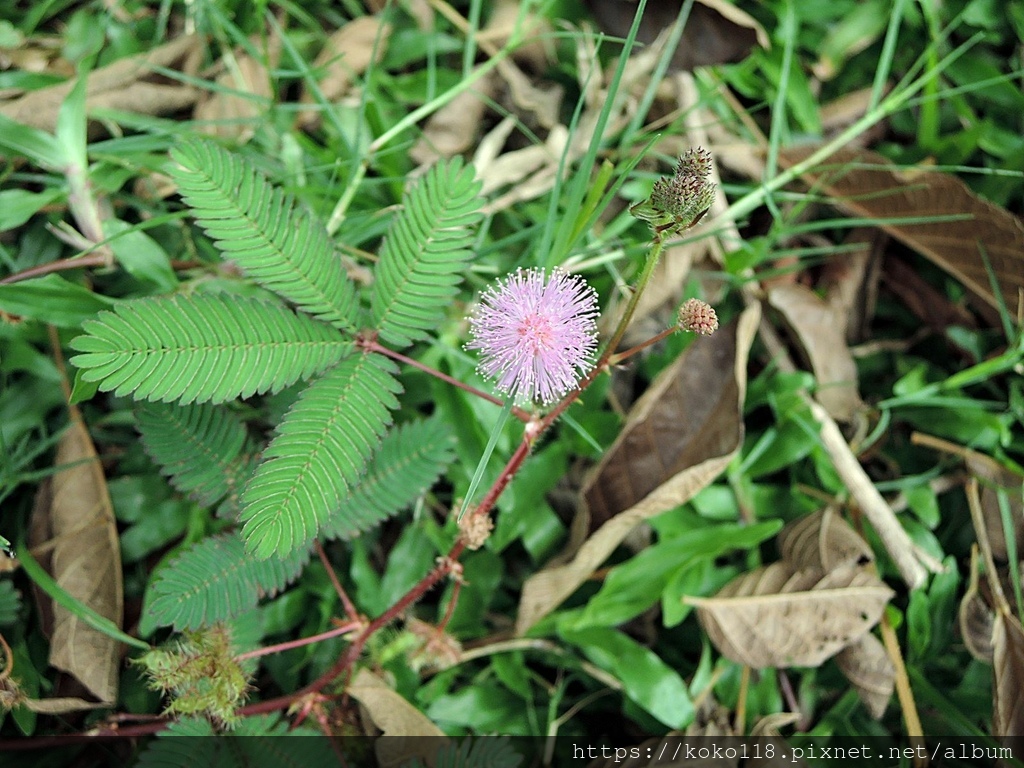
<box><xmin>630</xmin><ymin>148</ymin><xmax>716</xmax><ymax>238</ymax></box>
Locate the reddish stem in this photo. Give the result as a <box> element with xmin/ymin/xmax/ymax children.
<box><xmin>360</xmin><ymin>337</ymin><xmax>531</xmax><ymax>423</ymax></box>
<box><xmin>234</xmin><ymin>621</ymin><xmax>361</xmax><ymax>662</ymax></box>
<box><xmin>315</xmin><ymin>541</ymin><xmax>361</xmax><ymax>623</ymax></box>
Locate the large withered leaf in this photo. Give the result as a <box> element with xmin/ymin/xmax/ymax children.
<box><xmin>687</xmin><ymin>563</ymin><xmax>894</xmax><ymax>668</ymax></box>
<box><xmin>992</xmin><ymin>611</ymin><xmax>1024</xmax><ymax>736</ymax></box>
<box><xmin>348</xmin><ymin>669</ymin><xmax>445</xmax><ymax>767</ymax></box>
<box><xmin>583</xmin><ymin>306</ymin><xmax>758</xmax><ymax>529</ymax></box>
<box><xmin>778</xmin><ymin>146</ymin><xmax>1024</xmax><ymax>314</ymax></box>
<box><xmin>515</xmin><ymin>306</ymin><xmax>759</xmax><ymax>634</ymax></box>
<box><xmin>777</xmin><ymin>507</ymin><xmax>874</xmax><ymax>573</ymax></box>
<box><xmin>31</xmin><ymin>408</ymin><xmax>123</xmax><ymax>702</ymax></box>
<box><xmin>767</xmin><ymin>283</ymin><xmax>863</xmax><ymax>422</ymax></box>
<box><xmin>0</xmin><ymin>35</ymin><xmax>200</xmax><ymax>132</ymax></box>
<box><xmin>834</xmin><ymin>632</ymin><xmax>894</xmax><ymax>719</ymax></box>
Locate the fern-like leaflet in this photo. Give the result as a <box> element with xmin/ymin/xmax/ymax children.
<box><xmin>135</xmin><ymin>401</ymin><xmax>254</xmax><ymax>508</ymax></box>
<box><xmin>321</xmin><ymin>416</ymin><xmax>455</xmax><ymax>540</ymax></box>
<box><xmin>370</xmin><ymin>157</ymin><xmax>483</xmax><ymax>348</ymax></box>
<box><xmin>144</xmin><ymin>533</ymin><xmax>309</xmax><ymax>631</ymax></box>
<box><xmin>69</xmin><ymin>293</ymin><xmax>351</xmax><ymax>404</ymax></box>
<box><xmin>239</xmin><ymin>352</ymin><xmax>401</xmax><ymax>558</ymax></box>
<box><xmin>169</xmin><ymin>138</ymin><xmax>359</xmax><ymax>331</ymax></box>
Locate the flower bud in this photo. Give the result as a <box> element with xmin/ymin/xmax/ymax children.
<box><xmin>678</xmin><ymin>298</ymin><xmax>718</xmax><ymax>335</ymax></box>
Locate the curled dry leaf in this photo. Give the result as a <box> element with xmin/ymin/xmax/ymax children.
<box><xmin>687</xmin><ymin>563</ymin><xmax>894</xmax><ymax>668</ymax></box>
<box><xmin>777</xmin><ymin>507</ymin><xmax>874</xmax><ymax>573</ymax></box>
<box><xmin>29</xmin><ymin>408</ymin><xmax>123</xmax><ymax>702</ymax></box>
<box><xmin>778</xmin><ymin>146</ymin><xmax>1024</xmax><ymax>316</ymax></box>
<box><xmin>0</xmin><ymin>34</ymin><xmax>201</xmax><ymax>133</ymax></box>
<box><xmin>992</xmin><ymin>611</ymin><xmax>1024</xmax><ymax>736</ymax></box>
<box><xmin>767</xmin><ymin>283</ymin><xmax>864</xmax><ymax>422</ymax></box>
<box><xmin>834</xmin><ymin>632</ymin><xmax>894</xmax><ymax>719</ymax></box>
<box><xmin>514</xmin><ymin>306</ymin><xmax>760</xmax><ymax>634</ymax></box>
<box><xmin>959</xmin><ymin>549</ymin><xmax>994</xmax><ymax>663</ymax></box>
<box><xmin>913</xmin><ymin>433</ymin><xmax>1024</xmax><ymax>562</ymax></box>
<box><xmin>194</xmin><ymin>47</ymin><xmax>275</xmax><ymax>142</ymax></box>
<box><xmin>297</xmin><ymin>16</ymin><xmax>392</xmax><ymax>128</ymax></box>
<box><xmin>583</xmin><ymin>0</ymin><xmax>767</xmax><ymax>70</ymax></box>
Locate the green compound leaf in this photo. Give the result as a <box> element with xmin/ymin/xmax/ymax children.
<box><xmin>137</xmin><ymin>714</ymin><xmax>334</xmax><ymax>768</ymax></box>
<box><xmin>322</xmin><ymin>416</ymin><xmax>456</xmax><ymax>540</ymax></box>
<box><xmin>239</xmin><ymin>353</ymin><xmax>402</xmax><ymax>559</ymax></box>
<box><xmin>170</xmin><ymin>138</ymin><xmax>358</xmax><ymax>330</ymax></box>
<box><xmin>136</xmin><ymin>401</ymin><xmax>255</xmax><ymax>507</ymax></box>
<box><xmin>69</xmin><ymin>293</ymin><xmax>351</xmax><ymax>404</ymax></box>
<box><xmin>145</xmin><ymin>533</ymin><xmax>309</xmax><ymax>631</ymax></box>
<box><xmin>371</xmin><ymin>157</ymin><xmax>483</xmax><ymax>348</ymax></box>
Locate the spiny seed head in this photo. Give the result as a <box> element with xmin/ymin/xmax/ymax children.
<box><xmin>630</xmin><ymin>147</ymin><xmax>716</xmax><ymax>237</ymax></box>
<box><xmin>678</xmin><ymin>298</ymin><xmax>718</xmax><ymax>335</ymax></box>
<box><xmin>466</xmin><ymin>268</ymin><xmax>600</xmax><ymax>405</ymax></box>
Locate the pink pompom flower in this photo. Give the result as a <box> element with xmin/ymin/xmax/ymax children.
<box><xmin>466</xmin><ymin>268</ymin><xmax>600</xmax><ymax>405</ymax></box>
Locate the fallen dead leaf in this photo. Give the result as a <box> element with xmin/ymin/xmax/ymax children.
<box><xmin>777</xmin><ymin>507</ymin><xmax>874</xmax><ymax>573</ymax></box>
<box><xmin>0</xmin><ymin>34</ymin><xmax>201</xmax><ymax>133</ymax></box>
<box><xmin>834</xmin><ymin>632</ymin><xmax>894</xmax><ymax>719</ymax></box>
<box><xmin>768</xmin><ymin>283</ymin><xmax>864</xmax><ymax>422</ymax></box>
<box><xmin>29</xmin><ymin>407</ymin><xmax>123</xmax><ymax>702</ymax></box>
<box><xmin>779</xmin><ymin>146</ymin><xmax>1024</xmax><ymax>317</ymax></box>
<box><xmin>515</xmin><ymin>305</ymin><xmax>759</xmax><ymax>634</ymax></box>
<box><xmin>819</xmin><ymin>227</ymin><xmax>882</xmax><ymax>344</ymax></box>
<box><xmin>688</xmin><ymin>562</ymin><xmax>894</xmax><ymax>668</ymax></box>
<box><xmin>992</xmin><ymin>610</ymin><xmax>1024</xmax><ymax>736</ymax></box>
<box><xmin>411</xmin><ymin>78</ymin><xmax>497</xmax><ymax>165</ymax></box>
<box><xmin>582</xmin><ymin>0</ymin><xmax>767</xmax><ymax>70</ymax></box>
<box><xmin>959</xmin><ymin>549</ymin><xmax>994</xmax><ymax>663</ymax></box>
<box><xmin>194</xmin><ymin>47</ymin><xmax>274</xmax><ymax>142</ymax></box>
<box><xmin>297</xmin><ymin>16</ymin><xmax>392</xmax><ymax>128</ymax></box>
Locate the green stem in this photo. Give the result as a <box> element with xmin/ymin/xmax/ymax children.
<box><xmin>601</xmin><ymin>235</ymin><xmax>667</xmax><ymax>361</ymax></box>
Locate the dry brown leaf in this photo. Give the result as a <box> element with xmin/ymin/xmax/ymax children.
<box><xmin>22</xmin><ymin>696</ymin><xmax>109</xmax><ymax>713</ymax></box>
<box><xmin>30</xmin><ymin>409</ymin><xmax>123</xmax><ymax>702</ymax></box>
<box><xmin>819</xmin><ymin>228</ymin><xmax>882</xmax><ymax>344</ymax></box>
<box><xmin>411</xmin><ymin>79</ymin><xmax>496</xmax><ymax>165</ymax></box>
<box><xmin>583</xmin><ymin>0</ymin><xmax>767</xmax><ymax>70</ymax></box>
<box><xmin>194</xmin><ymin>49</ymin><xmax>273</xmax><ymax>142</ymax></box>
<box><xmin>959</xmin><ymin>550</ymin><xmax>994</xmax><ymax>663</ymax></box>
<box><xmin>688</xmin><ymin>563</ymin><xmax>894</xmax><ymax>668</ymax></box>
<box><xmin>834</xmin><ymin>632</ymin><xmax>894</xmax><ymax>719</ymax></box>
<box><xmin>515</xmin><ymin>305</ymin><xmax>759</xmax><ymax>634</ymax></box>
<box><xmin>993</xmin><ymin>611</ymin><xmax>1024</xmax><ymax>736</ymax></box>
<box><xmin>348</xmin><ymin>667</ymin><xmax>445</xmax><ymax>738</ymax></box>
<box><xmin>913</xmin><ymin>433</ymin><xmax>1024</xmax><ymax>562</ymax></box>
<box><xmin>0</xmin><ymin>34</ymin><xmax>201</xmax><ymax>133</ymax></box>
<box><xmin>767</xmin><ymin>283</ymin><xmax>864</xmax><ymax>422</ymax></box>
<box><xmin>779</xmin><ymin>146</ymin><xmax>1024</xmax><ymax>315</ymax></box>
<box><xmin>297</xmin><ymin>17</ymin><xmax>391</xmax><ymax>127</ymax></box>
<box><xmin>777</xmin><ymin>507</ymin><xmax>874</xmax><ymax>573</ymax></box>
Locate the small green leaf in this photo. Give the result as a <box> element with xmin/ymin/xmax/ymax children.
<box><xmin>0</xmin><ymin>274</ymin><xmax>113</xmax><ymax>327</ymax></box>
<box><xmin>104</xmin><ymin>218</ymin><xmax>178</xmax><ymax>291</ymax></box>
<box><xmin>0</xmin><ymin>188</ymin><xmax>62</xmax><ymax>231</ymax></box>
<box><xmin>560</xmin><ymin>627</ymin><xmax>694</xmax><ymax>729</ymax></box>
